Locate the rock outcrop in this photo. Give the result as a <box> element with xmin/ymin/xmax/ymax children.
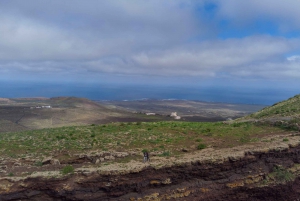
<box><xmin>2</xmin><ymin>134</ymin><xmax>300</xmax><ymax>200</ymax></box>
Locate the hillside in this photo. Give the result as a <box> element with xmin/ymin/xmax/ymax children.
<box><xmin>1</xmin><ymin>120</ymin><xmax>300</xmax><ymax>200</ymax></box>
<box><xmin>0</xmin><ymin>97</ymin><xmax>266</xmax><ymax>133</ymax></box>
<box><xmin>1</xmin><ymin>96</ymin><xmax>300</xmax><ymax>200</ymax></box>
<box><xmin>238</xmin><ymin>94</ymin><xmax>300</xmax><ymax>121</ymax></box>
<box><xmin>0</xmin><ymin>97</ymin><xmax>164</xmax><ymax>133</ymax></box>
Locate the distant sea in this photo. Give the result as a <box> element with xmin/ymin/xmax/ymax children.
<box><xmin>0</xmin><ymin>81</ymin><xmax>298</xmax><ymax>105</ymax></box>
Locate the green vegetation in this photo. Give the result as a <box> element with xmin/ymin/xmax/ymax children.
<box><xmin>269</xmin><ymin>166</ymin><xmax>295</xmax><ymax>183</ymax></box>
<box><xmin>197</xmin><ymin>143</ymin><xmax>207</xmax><ymax>150</ymax></box>
<box><xmin>142</xmin><ymin>149</ymin><xmax>148</xmax><ymax>153</ymax></box>
<box><xmin>245</xmin><ymin>94</ymin><xmax>300</xmax><ymax>119</ymax></box>
<box><xmin>0</xmin><ymin>121</ymin><xmax>287</xmax><ymax>158</ymax></box>
<box><xmin>34</xmin><ymin>161</ymin><xmax>43</xmax><ymax>167</ymax></box>
<box><xmin>61</xmin><ymin>165</ymin><xmax>74</xmax><ymax>175</ymax></box>
<box><xmin>159</xmin><ymin>151</ymin><xmax>171</xmax><ymax>157</ymax></box>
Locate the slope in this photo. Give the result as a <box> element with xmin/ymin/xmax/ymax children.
<box><xmin>239</xmin><ymin>94</ymin><xmax>300</xmax><ymax>120</ymax></box>
<box><xmin>0</xmin><ymin>97</ymin><xmax>162</xmax><ymax>132</ymax></box>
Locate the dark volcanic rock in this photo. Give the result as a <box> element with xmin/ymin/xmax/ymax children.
<box><xmin>2</xmin><ymin>146</ymin><xmax>300</xmax><ymax>200</ymax></box>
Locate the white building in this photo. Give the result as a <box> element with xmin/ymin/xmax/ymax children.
<box><xmin>42</xmin><ymin>105</ymin><xmax>52</xmax><ymax>108</ymax></box>
<box><xmin>170</xmin><ymin>112</ymin><xmax>181</xmax><ymax>120</ymax></box>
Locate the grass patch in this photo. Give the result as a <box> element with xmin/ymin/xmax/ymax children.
<box><xmin>269</xmin><ymin>166</ymin><xmax>295</xmax><ymax>183</ymax></box>
<box><xmin>0</xmin><ymin>121</ymin><xmax>288</xmax><ymax>158</ymax></box>
<box><xmin>34</xmin><ymin>161</ymin><xmax>43</xmax><ymax>167</ymax></box>
<box><xmin>197</xmin><ymin>143</ymin><xmax>207</xmax><ymax>150</ymax></box>
<box><xmin>159</xmin><ymin>151</ymin><xmax>171</xmax><ymax>157</ymax></box>
<box><xmin>61</xmin><ymin>165</ymin><xmax>74</xmax><ymax>175</ymax></box>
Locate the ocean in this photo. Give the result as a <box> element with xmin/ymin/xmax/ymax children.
<box><xmin>0</xmin><ymin>80</ymin><xmax>298</xmax><ymax>105</ymax></box>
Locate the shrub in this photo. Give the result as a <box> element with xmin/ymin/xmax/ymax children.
<box><xmin>272</xmin><ymin>167</ymin><xmax>294</xmax><ymax>183</ymax></box>
<box><xmin>61</xmin><ymin>165</ymin><xmax>74</xmax><ymax>175</ymax></box>
<box><xmin>232</xmin><ymin>123</ymin><xmax>242</xmax><ymax>127</ymax></box>
<box><xmin>240</xmin><ymin>134</ymin><xmax>251</xmax><ymax>143</ymax></box>
<box><xmin>197</xmin><ymin>143</ymin><xmax>207</xmax><ymax>150</ymax></box>
<box><xmin>34</xmin><ymin>161</ymin><xmax>43</xmax><ymax>166</ymax></box>
<box><xmin>196</xmin><ymin>138</ymin><xmax>203</xmax><ymax>142</ymax></box>
<box><xmin>202</xmin><ymin>128</ymin><xmax>211</xmax><ymax>132</ymax></box>
<box><xmin>283</xmin><ymin>138</ymin><xmax>289</xmax><ymax>142</ymax></box>
<box><xmin>160</xmin><ymin>151</ymin><xmax>170</xmax><ymax>157</ymax></box>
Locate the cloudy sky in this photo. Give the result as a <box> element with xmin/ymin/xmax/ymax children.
<box><xmin>1</xmin><ymin>0</ymin><xmax>299</xmax><ymax>104</ymax></box>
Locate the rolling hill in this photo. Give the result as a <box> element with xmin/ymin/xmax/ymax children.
<box><xmin>240</xmin><ymin>94</ymin><xmax>300</xmax><ymax>120</ymax></box>
<box><xmin>0</xmin><ymin>97</ymin><xmax>164</xmax><ymax>133</ymax></box>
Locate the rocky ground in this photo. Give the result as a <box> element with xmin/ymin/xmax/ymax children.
<box><xmin>1</xmin><ymin>131</ymin><xmax>300</xmax><ymax>201</ymax></box>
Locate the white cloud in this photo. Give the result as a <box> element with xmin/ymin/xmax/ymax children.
<box><xmin>0</xmin><ymin>1</ymin><xmax>199</xmax><ymax>61</ymax></box>
<box><xmin>0</xmin><ymin>1</ymin><xmax>300</xmax><ymax>81</ymax></box>
<box><xmin>287</xmin><ymin>55</ymin><xmax>300</xmax><ymax>61</ymax></box>
<box><xmin>3</xmin><ymin>35</ymin><xmax>298</xmax><ymax>80</ymax></box>
<box><xmin>216</xmin><ymin>0</ymin><xmax>300</xmax><ymax>31</ymax></box>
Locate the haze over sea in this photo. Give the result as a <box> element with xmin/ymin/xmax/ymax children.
<box><xmin>1</xmin><ymin>80</ymin><xmax>298</xmax><ymax>105</ymax></box>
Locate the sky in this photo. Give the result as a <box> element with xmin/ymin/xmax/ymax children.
<box><xmin>0</xmin><ymin>0</ymin><xmax>300</xmax><ymax>104</ymax></box>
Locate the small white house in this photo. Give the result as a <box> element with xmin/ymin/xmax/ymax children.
<box><xmin>170</xmin><ymin>112</ymin><xmax>181</xmax><ymax>120</ymax></box>
<box><xmin>170</xmin><ymin>112</ymin><xmax>177</xmax><ymax>117</ymax></box>
<box><xmin>42</xmin><ymin>105</ymin><xmax>52</xmax><ymax>108</ymax></box>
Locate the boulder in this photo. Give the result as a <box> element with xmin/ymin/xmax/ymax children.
<box><xmin>13</xmin><ymin>162</ymin><xmax>22</xmax><ymax>167</ymax></box>
<box><xmin>42</xmin><ymin>157</ymin><xmax>52</xmax><ymax>165</ymax></box>
<box><xmin>0</xmin><ymin>165</ymin><xmax>7</xmax><ymax>169</ymax></box>
<box><xmin>42</xmin><ymin>158</ymin><xmax>60</xmax><ymax>165</ymax></box>
<box><xmin>50</xmin><ymin>159</ymin><xmax>60</xmax><ymax>165</ymax></box>
<box><xmin>104</xmin><ymin>156</ymin><xmax>115</xmax><ymax>160</ymax></box>
<box><xmin>114</xmin><ymin>152</ymin><xmax>129</xmax><ymax>158</ymax></box>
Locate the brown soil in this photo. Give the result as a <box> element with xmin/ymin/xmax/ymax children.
<box><xmin>1</xmin><ymin>132</ymin><xmax>300</xmax><ymax>200</ymax></box>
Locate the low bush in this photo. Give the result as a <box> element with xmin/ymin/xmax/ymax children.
<box><xmin>197</xmin><ymin>143</ymin><xmax>207</xmax><ymax>150</ymax></box>
<box><xmin>61</xmin><ymin>165</ymin><xmax>74</xmax><ymax>175</ymax></box>
<box><xmin>160</xmin><ymin>151</ymin><xmax>170</xmax><ymax>157</ymax></box>
<box><xmin>195</xmin><ymin>138</ymin><xmax>203</xmax><ymax>142</ymax></box>
<box><xmin>34</xmin><ymin>161</ymin><xmax>43</xmax><ymax>166</ymax></box>
<box><xmin>272</xmin><ymin>167</ymin><xmax>294</xmax><ymax>183</ymax></box>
